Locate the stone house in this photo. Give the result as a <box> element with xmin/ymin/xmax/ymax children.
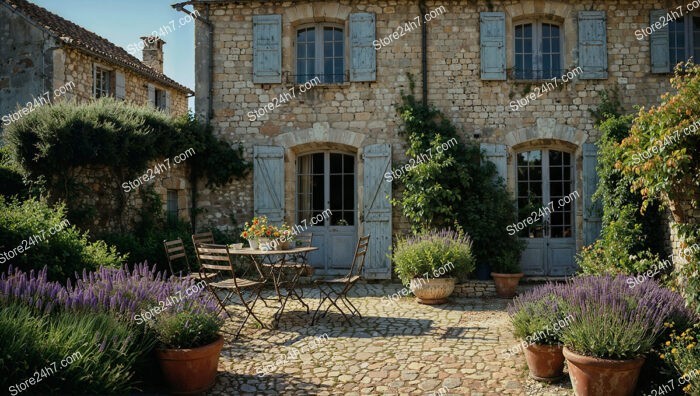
<box><xmin>0</xmin><ymin>0</ymin><xmax>195</xmax><ymax>231</ymax></box>
<box><xmin>178</xmin><ymin>0</ymin><xmax>685</xmax><ymax>279</ymax></box>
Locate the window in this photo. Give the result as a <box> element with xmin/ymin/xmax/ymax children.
<box><xmin>154</xmin><ymin>88</ymin><xmax>166</xmax><ymax>111</ymax></box>
<box><xmin>514</xmin><ymin>21</ymin><xmax>562</xmax><ymax>80</ymax></box>
<box><xmin>669</xmin><ymin>15</ymin><xmax>700</xmax><ymax>66</ymax></box>
<box><xmin>295</xmin><ymin>25</ymin><xmax>345</xmax><ymax>84</ymax></box>
<box><xmin>93</xmin><ymin>66</ymin><xmax>113</xmax><ymax>98</ymax></box>
<box><xmin>166</xmin><ymin>190</ymin><xmax>178</xmax><ymax>224</ymax></box>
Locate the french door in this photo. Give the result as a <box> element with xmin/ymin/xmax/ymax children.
<box><xmin>297</xmin><ymin>152</ymin><xmax>356</xmax><ymax>275</ymax></box>
<box><xmin>516</xmin><ymin>149</ymin><xmax>577</xmax><ymax>276</ymax></box>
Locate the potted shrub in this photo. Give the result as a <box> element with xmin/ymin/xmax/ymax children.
<box><xmin>150</xmin><ymin>295</ymin><xmax>225</xmax><ymax>395</ymax></box>
<box><xmin>559</xmin><ymin>276</ymin><xmax>693</xmax><ymax>396</ymax></box>
<box><xmin>508</xmin><ymin>284</ymin><xmax>569</xmax><ymax>382</ymax></box>
<box><xmin>491</xmin><ymin>250</ymin><xmax>524</xmax><ymax>298</ymax></box>
<box><xmin>393</xmin><ymin>228</ymin><xmax>475</xmax><ymax>304</ymax></box>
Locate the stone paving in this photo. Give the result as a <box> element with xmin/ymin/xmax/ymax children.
<box><xmin>210</xmin><ymin>283</ymin><xmax>574</xmax><ymax>396</ymax></box>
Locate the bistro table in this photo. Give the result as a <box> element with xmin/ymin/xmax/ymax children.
<box><xmin>227</xmin><ymin>246</ymin><xmax>318</xmax><ymax>328</ymax></box>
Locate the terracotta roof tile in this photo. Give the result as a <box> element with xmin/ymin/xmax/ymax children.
<box><xmin>3</xmin><ymin>0</ymin><xmax>193</xmax><ymax>94</ymax></box>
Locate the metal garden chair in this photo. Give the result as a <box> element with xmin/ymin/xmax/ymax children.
<box><xmin>195</xmin><ymin>243</ymin><xmax>267</xmax><ymax>338</ymax></box>
<box><xmin>163</xmin><ymin>238</ymin><xmax>217</xmax><ymax>281</ymax></box>
<box><xmin>312</xmin><ymin>235</ymin><xmax>370</xmax><ymax>325</ymax></box>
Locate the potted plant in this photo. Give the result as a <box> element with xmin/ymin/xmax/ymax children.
<box><xmin>491</xmin><ymin>250</ymin><xmax>524</xmax><ymax>298</ymax></box>
<box><xmin>508</xmin><ymin>284</ymin><xmax>569</xmax><ymax>382</ymax></box>
<box><xmin>559</xmin><ymin>275</ymin><xmax>693</xmax><ymax>396</ymax></box>
<box><xmin>150</xmin><ymin>295</ymin><xmax>225</xmax><ymax>395</ymax></box>
<box><xmin>241</xmin><ymin>216</ymin><xmax>271</xmax><ymax>249</ymax></box>
<box><xmin>393</xmin><ymin>228</ymin><xmax>475</xmax><ymax>304</ymax></box>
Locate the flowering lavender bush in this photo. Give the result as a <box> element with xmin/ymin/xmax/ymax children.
<box><xmin>559</xmin><ymin>275</ymin><xmax>694</xmax><ymax>360</ymax></box>
<box><xmin>508</xmin><ymin>283</ymin><xmax>570</xmax><ymax>345</ymax></box>
<box><xmin>0</xmin><ymin>262</ymin><xmax>221</xmax><ymax>321</ymax></box>
<box><xmin>393</xmin><ymin>228</ymin><xmax>475</xmax><ymax>285</ymax></box>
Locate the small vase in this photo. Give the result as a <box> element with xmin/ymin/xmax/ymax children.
<box><xmin>248</xmin><ymin>238</ymin><xmax>259</xmax><ymax>249</ymax></box>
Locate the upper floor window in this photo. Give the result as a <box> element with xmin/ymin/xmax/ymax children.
<box><xmin>514</xmin><ymin>21</ymin><xmax>562</xmax><ymax>80</ymax></box>
<box><xmin>93</xmin><ymin>66</ymin><xmax>114</xmax><ymax>98</ymax></box>
<box><xmin>295</xmin><ymin>25</ymin><xmax>345</xmax><ymax>84</ymax></box>
<box><xmin>669</xmin><ymin>15</ymin><xmax>700</xmax><ymax>66</ymax></box>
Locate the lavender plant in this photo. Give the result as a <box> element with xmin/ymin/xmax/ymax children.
<box><xmin>559</xmin><ymin>275</ymin><xmax>694</xmax><ymax>360</ymax></box>
<box><xmin>393</xmin><ymin>228</ymin><xmax>475</xmax><ymax>285</ymax></box>
<box><xmin>508</xmin><ymin>283</ymin><xmax>569</xmax><ymax>345</ymax></box>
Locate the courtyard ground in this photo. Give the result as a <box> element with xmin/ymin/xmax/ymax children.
<box><xmin>211</xmin><ymin>283</ymin><xmax>574</xmax><ymax>395</ymax></box>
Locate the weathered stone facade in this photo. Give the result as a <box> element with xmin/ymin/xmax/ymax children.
<box><xmin>191</xmin><ymin>0</ymin><xmax>676</xmax><ymax>276</ymax></box>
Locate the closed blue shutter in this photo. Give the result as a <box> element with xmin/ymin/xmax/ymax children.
<box><xmin>349</xmin><ymin>13</ymin><xmax>376</xmax><ymax>82</ymax></box>
<box><xmin>254</xmin><ymin>146</ymin><xmax>285</xmax><ymax>223</ymax></box>
<box><xmin>650</xmin><ymin>10</ymin><xmax>671</xmax><ymax>74</ymax></box>
<box><xmin>253</xmin><ymin>15</ymin><xmax>282</xmax><ymax>84</ymax></box>
<box><xmin>578</xmin><ymin>11</ymin><xmax>608</xmax><ymax>79</ymax></box>
<box><xmin>481</xmin><ymin>143</ymin><xmax>508</xmax><ymax>183</ymax></box>
<box><xmin>362</xmin><ymin>144</ymin><xmax>391</xmax><ymax>279</ymax></box>
<box><xmin>582</xmin><ymin>143</ymin><xmax>602</xmax><ymax>245</ymax></box>
<box><xmin>480</xmin><ymin>12</ymin><xmax>506</xmax><ymax>80</ymax></box>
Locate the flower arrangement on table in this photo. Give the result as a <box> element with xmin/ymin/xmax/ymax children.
<box><xmin>240</xmin><ymin>216</ymin><xmax>295</xmax><ymax>250</ymax></box>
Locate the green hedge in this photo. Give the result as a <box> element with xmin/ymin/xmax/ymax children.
<box><xmin>0</xmin><ymin>197</ymin><xmax>124</xmax><ymax>281</ymax></box>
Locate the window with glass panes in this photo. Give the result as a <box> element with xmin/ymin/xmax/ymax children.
<box><xmin>296</xmin><ymin>25</ymin><xmax>345</xmax><ymax>84</ymax></box>
<box><xmin>514</xmin><ymin>21</ymin><xmax>562</xmax><ymax>80</ymax></box>
<box><xmin>94</xmin><ymin>66</ymin><xmax>112</xmax><ymax>98</ymax></box>
<box><xmin>669</xmin><ymin>15</ymin><xmax>700</xmax><ymax>67</ymax></box>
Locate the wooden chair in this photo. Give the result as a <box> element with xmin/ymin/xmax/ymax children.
<box><xmin>195</xmin><ymin>243</ymin><xmax>266</xmax><ymax>338</ymax></box>
<box><xmin>162</xmin><ymin>239</ymin><xmax>217</xmax><ymax>281</ymax></box>
<box><xmin>191</xmin><ymin>231</ymin><xmax>215</xmax><ymax>247</ymax></box>
<box><xmin>312</xmin><ymin>235</ymin><xmax>370</xmax><ymax>325</ymax></box>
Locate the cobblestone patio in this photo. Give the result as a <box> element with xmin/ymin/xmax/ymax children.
<box><xmin>210</xmin><ymin>283</ymin><xmax>574</xmax><ymax>395</ymax></box>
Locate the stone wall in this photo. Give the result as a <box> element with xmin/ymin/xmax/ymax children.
<box><xmin>63</xmin><ymin>160</ymin><xmax>192</xmax><ymax>233</ymax></box>
<box><xmin>195</xmin><ymin>0</ymin><xmax>674</xmax><ymax>241</ymax></box>
<box><xmin>0</xmin><ymin>3</ymin><xmax>54</xmax><ymax>121</ymax></box>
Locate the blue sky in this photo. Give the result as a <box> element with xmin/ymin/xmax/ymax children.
<box><xmin>32</xmin><ymin>0</ymin><xmax>196</xmax><ymax>110</ymax></box>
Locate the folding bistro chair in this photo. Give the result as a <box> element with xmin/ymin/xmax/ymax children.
<box><xmin>195</xmin><ymin>243</ymin><xmax>267</xmax><ymax>338</ymax></box>
<box><xmin>163</xmin><ymin>238</ymin><xmax>217</xmax><ymax>281</ymax></box>
<box><xmin>312</xmin><ymin>235</ymin><xmax>370</xmax><ymax>325</ymax></box>
<box><xmin>191</xmin><ymin>231</ymin><xmax>215</xmax><ymax>247</ymax></box>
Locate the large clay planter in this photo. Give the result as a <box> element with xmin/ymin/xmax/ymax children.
<box><xmin>563</xmin><ymin>347</ymin><xmax>645</xmax><ymax>396</ymax></box>
<box><xmin>491</xmin><ymin>272</ymin><xmax>523</xmax><ymax>298</ymax></box>
<box><xmin>155</xmin><ymin>335</ymin><xmax>224</xmax><ymax>395</ymax></box>
<box><xmin>409</xmin><ymin>277</ymin><xmax>456</xmax><ymax>304</ymax></box>
<box><xmin>524</xmin><ymin>344</ymin><xmax>565</xmax><ymax>382</ymax></box>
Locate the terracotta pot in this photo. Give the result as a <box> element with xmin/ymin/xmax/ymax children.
<box><xmin>155</xmin><ymin>335</ymin><xmax>224</xmax><ymax>395</ymax></box>
<box><xmin>563</xmin><ymin>347</ymin><xmax>645</xmax><ymax>396</ymax></box>
<box><xmin>491</xmin><ymin>272</ymin><xmax>523</xmax><ymax>298</ymax></box>
<box><xmin>409</xmin><ymin>277</ymin><xmax>455</xmax><ymax>305</ymax></box>
<box><xmin>524</xmin><ymin>344</ymin><xmax>565</xmax><ymax>382</ymax></box>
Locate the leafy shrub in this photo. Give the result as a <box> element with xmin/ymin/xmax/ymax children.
<box><xmin>661</xmin><ymin>322</ymin><xmax>700</xmax><ymax>395</ymax></box>
<box><xmin>393</xmin><ymin>85</ymin><xmax>524</xmax><ymax>269</ymax></box>
<box><xmin>392</xmin><ymin>228</ymin><xmax>475</xmax><ymax>285</ymax></box>
<box><xmin>0</xmin><ymin>146</ymin><xmax>27</xmax><ymax>199</ymax></box>
<box><xmin>0</xmin><ymin>197</ymin><xmax>124</xmax><ymax>281</ymax></box>
<box><xmin>508</xmin><ymin>283</ymin><xmax>569</xmax><ymax>345</ymax></box>
<box><xmin>0</xmin><ymin>302</ymin><xmax>156</xmax><ymax>394</ymax></box>
<box><xmin>4</xmin><ymin>99</ymin><xmax>249</xmax><ymax>229</ymax></box>
<box><xmin>577</xmin><ymin>93</ymin><xmax>664</xmax><ymax>276</ymax></box>
<box><xmin>559</xmin><ymin>276</ymin><xmax>694</xmax><ymax>360</ymax></box>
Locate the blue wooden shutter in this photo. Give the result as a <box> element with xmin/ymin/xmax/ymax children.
<box><xmin>650</xmin><ymin>10</ymin><xmax>671</xmax><ymax>74</ymax></box>
<box><xmin>578</xmin><ymin>11</ymin><xmax>608</xmax><ymax>79</ymax></box>
<box><xmin>481</xmin><ymin>143</ymin><xmax>508</xmax><ymax>183</ymax></box>
<box><xmin>362</xmin><ymin>144</ymin><xmax>391</xmax><ymax>279</ymax></box>
<box><xmin>254</xmin><ymin>146</ymin><xmax>285</xmax><ymax>223</ymax></box>
<box><xmin>582</xmin><ymin>143</ymin><xmax>602</xmax><ymax>245</ymax></box>
<box><xmin>480</xmin><ymin>12</ymin><xmax>506</xmax><ymax>80</ymax></box>
<box><xmin>349</xmin><ymin>13</ymin><xmax>376</xmax><ymax>82</ymax></box>
<box><xmin>115</xmin><ymin>72</ymin><xmax>125</xmax><ymax>100</ymax></box>
<box><xmin>253</xmin><ymin>15</ymin><xmax>282</xmax><ymax>84</ymax></box>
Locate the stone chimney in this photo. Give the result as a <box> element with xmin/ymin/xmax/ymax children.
<box><xmin>140</xmin><ymin>36</ymin><xmax>165</xmax><ymax>73</ymax></box>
